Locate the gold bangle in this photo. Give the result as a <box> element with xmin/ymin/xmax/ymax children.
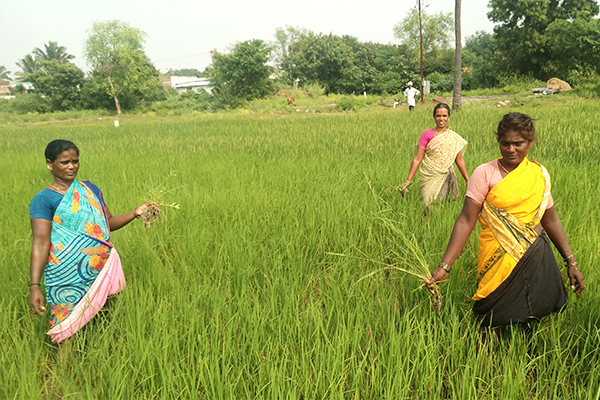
<box><xmin>439</xmin><ymin>262</ymin><xmax>452</xmax><ymax>273</ymax></box>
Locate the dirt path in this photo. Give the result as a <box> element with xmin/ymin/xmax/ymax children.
<box><xmin>462</xmin><ymin>94</ymin><xmax>510</xmax><ymax>101</ymax></box>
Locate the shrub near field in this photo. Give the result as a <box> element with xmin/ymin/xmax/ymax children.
<box><xmin>1</xmin><ymin>101</ymin><xmax>599</xmax><ymax>399</ymax></box>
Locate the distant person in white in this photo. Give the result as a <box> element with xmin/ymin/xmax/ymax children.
<box><xmin>404</xmin><ymin>82</ymin><xmax>420</xmax><ymax>111</ymax></box>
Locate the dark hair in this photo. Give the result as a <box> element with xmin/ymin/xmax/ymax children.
<box><xmin>494</xmin><ymin>112</ymin><xmax>536</xmax><ymax>142</ymax></box>
<box><xmin>45</xmin><ymin>140</ymin><xmax>79</xmax><ymax>162</ymax></box>
<box><xmin>433</xmin><ymin>102</ymin><xmax>451</xmax><ymax>117</ymax></box>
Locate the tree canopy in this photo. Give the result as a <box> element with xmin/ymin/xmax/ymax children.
<box><xmin>546</xmin><ymin>17</ymin><xmax>600</xmax><ymax>77</ymax></box>
<box><xmin>30</xmin><ymin>60</ymin><xmax>84</xmax><ymax>111</ymax></box>
<box><xmin>274</xmin><ymin>29</ymin><xmax>417</xmax><ymax>95</ymax></box>
<box><xmin>15</xmin><ymin>54</ymin><xmax>41</xmax><ymax>81</ymax></box>
<box><xmin>488</xmin><ymin>0</ymin><xmax>600</xmax><ymax>77</ymax></box>
<box><xmin>33</xmin><ymin>41</ymin><xmax>75</xmax><ymax>64</ymax></box>
<box><xmin>0</xmin><ymin>65</ymin><xmax>11</xmax><ymax>82</ymax></box>
<box><xmin>168</xmin><ymin>68</ymin><xmax>203</xmax><ymax>77</ymax></box>
<box><xmin>272</xmin><ymin>25</ymin><xmax>310</xmax><ymax>84</ymax></box>
<box><xmin>84</xmin><ymin>20</ymin><xmax>156</xmax><ymax>114</ymax></box>
<box><xmin>393</xmin><ymin>9</ymin><xmax>454</xmax><ymax>54</ymax></box>
<box><xmin>209</xmin><ymin>39</ymin><xmax>274</xmax><ymax>103</ymax></box>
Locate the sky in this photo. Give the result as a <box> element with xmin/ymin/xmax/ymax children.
<box><xmin>0</xmin><ymin>0</ymin><xmax>496</xmax><ymax>77</ymax></box>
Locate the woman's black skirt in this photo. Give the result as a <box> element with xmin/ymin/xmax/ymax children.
<box><xmin>473</xmin><ymin>232</ymin><xmax>569</xmax><ymax>327</ymax></box>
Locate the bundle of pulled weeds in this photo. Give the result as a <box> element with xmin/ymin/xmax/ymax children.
<box><xmin>358</xmin><ymin>262</ymin><xmax>443</xmax><ymax>317</ymax></box>
<box><xmin>355</xmin><ymin>214</ymin><xmax>444</xmax><ymax>317</ymax></box>
<box><xmin>361</xmin><ymin>175</ymin><xmax>444</xmax><ymax>316</ymax></box>
<box><xmin>141</xmin><ymin>203</ymin><xmax>164</xmax><ymax>229</ymax></box>
<box><xmin>140</xmin><ymin>172</ymin><xmax>183</xmax><ymax>229</ymax></box>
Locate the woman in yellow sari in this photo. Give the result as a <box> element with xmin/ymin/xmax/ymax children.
<box><xmin>400</xmin><ymin>103</ymin><xmax>469</xmax><ymax>207</ymax></box>
<box><xmin>426</xmin><ymin>112</ymin><xmax>585</xmax><ymax>327</ymax></box>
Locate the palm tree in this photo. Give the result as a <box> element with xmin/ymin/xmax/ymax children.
<box><xmin>15</xmin><ymin>54</ymin><xmax>41</xmax><ymax>81</ymax></box>
<box><xmin>33</xmin><ymin>41</ymin><xmax>75</xmax><ymax>63</ymax></box>
<box><xmin>452</xmin><ymin>0</ymin><xmax>462</xmax><ymax>110</ymax></box>
<box><xmin>0</xmin><ymin>65</ymin><xmax>11</xmax><ymax>82</ymax></box>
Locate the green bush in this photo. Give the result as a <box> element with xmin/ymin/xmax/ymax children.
<box><xmin>429</xmin><ymin>73</ymin><xmax>454</xmax><ymax>93</ymax></box>
<box><xmin>338</xmin><ymin>96</ymin><xmax>360</xmax><ymax>111</ymax></box>
<box><xmin>0</xmin><ymin>94</ymin><xmax>52</xmax><ymax>114</ymax></box>
<box><xmin>302</xmin><ymin>82</ymin><xmax>326</xmax><ymax>98</ymax></box>
<box><xmin>496</xmin><ymin>74</ymin><xmax>545</xmax><ymax>93</ymax></box>
<box><xmin>569</xmin><ymin>73</ymin><xmax>600</xmax><ymax>98</ymax></box>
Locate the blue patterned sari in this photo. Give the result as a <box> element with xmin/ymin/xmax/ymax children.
<box><xmin>45</xmin><ymin>181</ymin><xmax>116</xmax><ymax>328</ymax></box>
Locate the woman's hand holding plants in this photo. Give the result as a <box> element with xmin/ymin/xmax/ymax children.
<box><xmin>398</xmin><ymin>180</ymin><xmax>411</xmax><ymax>194</ymax></box>
<box><xmin>133</xmin><ymin>202</ymin><xmax>157</xmax><ymax>218</ymax></box>
<box><xmin>567</xmin><ymin>263</ymin><xmax>585</xmax><ymax>296</ymax></box>
<box><xmin>425</xmin><ymin>266</ymin><xmax>448</xmax><ymax>295</ymax></box>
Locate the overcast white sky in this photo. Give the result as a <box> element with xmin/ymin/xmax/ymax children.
<box><xmin>0</xmin><ymin>0</ymin><xmax>496</xmax><ymax>76</ymax></box>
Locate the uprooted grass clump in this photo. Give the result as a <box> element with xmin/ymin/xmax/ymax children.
<box><xmin>141</xmin><ymin>172</ymin><xmax>183</xmax><ymax>229</ymax></box>
<box><xmin>356</xmin><ymin>213</ymin><xmax>443</xmax><ymax>316</ymax></box>
<box><xmin>141</xmin><ymin>203</ymin><xmax>165</xmax><ymax>229</ymax></box>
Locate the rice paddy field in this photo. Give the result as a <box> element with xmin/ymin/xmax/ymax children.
<box><xmin>1</xmin><ymin>100</ymin><xmax>599</xmax><ymax>399</ymax></box>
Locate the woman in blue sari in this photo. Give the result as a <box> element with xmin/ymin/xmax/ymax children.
<box><xmin>29</xmin><ymin>139</ymin><xmax>152</xmax><ymax>342</ymax></box>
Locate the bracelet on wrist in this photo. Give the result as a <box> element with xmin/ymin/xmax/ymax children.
<box><xmin>563</xmin><ymin>252</ymin><xmax>575</xmax><ymax>261</ymax></box>
<box><xmin>439</xmin><ymin>262</ymin><xmax>452</xmax><ymax>273</ymax></box>
<box><xmin>29</xmin><ymin>282</ymin><xmax>41</xmax><ymax>287</ymax></box>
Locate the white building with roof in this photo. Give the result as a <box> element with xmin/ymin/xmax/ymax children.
<box><xmin>161</xmin><ymin>76</ymin><xmax>213</xmax><ymax>94</ymax></box>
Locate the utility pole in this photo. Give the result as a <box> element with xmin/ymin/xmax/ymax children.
<box><xmin>418</xmin><ymin>0</ymin><xmax>424</xmax><ymax>103</ymax></box>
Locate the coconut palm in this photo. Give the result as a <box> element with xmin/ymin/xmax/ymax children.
<box><xmin>452</xmin><ymin>0</ymin><xmax>462</xmax><ymax>110</ymax></box>
<box><xmin>33</xmin><ymin>41</ymin><xmax>75</xmax><ymax>63</ymax></box>
<box><xmin>15</xmin><ymin>54</ymin><xmax>41</xmax><ymax>81</ymax></box>
<box><xmin>0</xmin><ymin>65</ymin><xmax>11</xmax><ymax>82</ymax></box>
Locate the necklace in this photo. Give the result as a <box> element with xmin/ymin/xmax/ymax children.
<box><xmin>497</xmin><ymin>160</ymin><xmax>511</xmax><ymax>175</ymax></box>
<box><xmin>434</xmin><ymin>128</ymin><xmax>448</xmax><ymax>135</ymax></box>
<box><xmin>49</xmin><ymin>184</ymin><xmax>67</xmax><ymax>195</ymax></box>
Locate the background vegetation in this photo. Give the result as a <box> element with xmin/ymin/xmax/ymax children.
<box><xmin>2</xmin><ymin>0</ymin><xmax>600</xmax><ymax>115</ymax></box>
<box><xmin>1</xmin><ymin>99</ymin><xmax>599</xmax><ymax>399</ymax></box>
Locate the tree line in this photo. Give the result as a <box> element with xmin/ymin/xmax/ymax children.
<box><xmin>2</xmin><ymin>1</ymin><xmax>600</xmax><ymax>114</ymax></box>
<box><xmin>1</xmin><ymin>21</ymin><xmax>164</xmax><ymax>115</ymax></box>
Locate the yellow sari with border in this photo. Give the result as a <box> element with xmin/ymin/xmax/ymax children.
<box><xmin>473</xmin><ymin>158</ymin><xmax>551</xmax><ymax>300</ymax></box>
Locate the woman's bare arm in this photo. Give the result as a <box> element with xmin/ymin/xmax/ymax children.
<box><xmin>29</xmin><ymin>218</ymin><xmax>52</xmax><ymax>315</ymax></box>
<box><xmin>401</xmin><ymin>145</ymin><xmax>426</xmax><ymax>189</ymax></box>
<box><xmin>106</xmin><ymin>202</ymin><xmax>155</xmax><ymax>231</ymax></box>
<box><xmin>426</xmin><ymin>197</ymin><xmax>482</xmax><ymax>288</ymax></box>
<box><xmin>541</xmin><ymin>206</ymin><xmax>585</xmax><ymax>295</ymax></box>
<box><xmin>455</xmin><ymin>152</ymin><xmax>469</xmax><ymax>184</ymax></box>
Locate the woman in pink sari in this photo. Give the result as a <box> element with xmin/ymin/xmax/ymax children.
<box><xmin>28</xmin><ymin>139</ymin><xmax>153</xmax><ymax>343</ymax></box>
<box><xmin>400</xmin><ymin>103</ymin><xmax>469</xmax><ymax>208</ymax></box>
